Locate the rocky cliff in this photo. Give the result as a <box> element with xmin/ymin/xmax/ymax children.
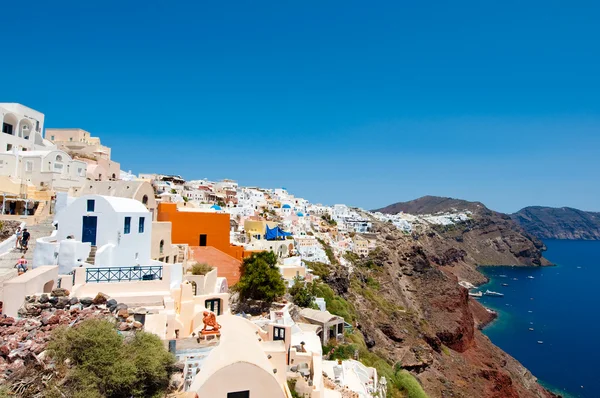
<box><xmin>325</xmin><ymin>196</ymin><xmax>559</xmax><ymax>397</ymax></box>
<box><xmin>374</xmin><ymin>196</ymin><xmax>551</xmax><ymax>284</ymax></box>
<box><xmin>512</xmin><ymin>206</ymin><xmax>600</xmax><ymax>240</ymax></box>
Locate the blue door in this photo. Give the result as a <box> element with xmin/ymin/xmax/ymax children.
<box><xmin>82</xmin><ymin>216</ymin><xmax>97</xmax><ymax>246</ymax></box>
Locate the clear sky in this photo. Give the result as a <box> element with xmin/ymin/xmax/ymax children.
<box><xmin>3</xmin><ymin>1</ymin><xmax>599</xmax><ymax>213</ymax></box>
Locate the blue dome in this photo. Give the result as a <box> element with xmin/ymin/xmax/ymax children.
<box><xmin>210</xmin><ymin>204</ymin><xmax>222</xmax><ymax>210</ymax></box>
<box><xmin>297</xmin><ymin>212</ymin><xmax>304</xmax><ymax>217</ymax></box>
<box><xmin>282</xmin><ymin>204</ymin><xmax>291</xmax><ymax>209</ymax></box>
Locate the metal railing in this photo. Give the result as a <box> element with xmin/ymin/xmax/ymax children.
<box><xmin>85</xmin><ymin>266</ymin><xmax>163</xmax><ymax>283</ymax></box>
<box><xmin>68</xmin><ymin>269</ymin><xmax>76</xmax><ymax>285</ymax></box>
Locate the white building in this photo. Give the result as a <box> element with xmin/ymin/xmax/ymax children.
<box><xmin>0</xmin><ymin>103</ymin><xmax>50</xmax><ymax>152</ymax></box>
<box><xmin>35</xmin><ymin>195</ymin><xmax>152</xmax><ymax>272</ymax></box>
<box><xmin>0</xmin><ymin>149</ymin><xmax>87</xmax><ymax>192</ymax></box>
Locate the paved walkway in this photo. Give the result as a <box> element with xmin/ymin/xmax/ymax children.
<box><xmin>0</xmin><ymin>219</ymin><xmax>55</xmax><ymax>270</ymax></box>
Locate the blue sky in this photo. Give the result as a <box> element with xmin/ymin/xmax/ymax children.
<box><xmin>2</xmin><ymin>1</ymin><xmax>599</xmax><ymax>213</ymax></box>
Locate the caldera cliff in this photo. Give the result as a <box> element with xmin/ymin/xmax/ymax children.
<box><xmin>319</xmin><ymin>196</ymin><xmax>557</xmax><ymax>397</ymax></box>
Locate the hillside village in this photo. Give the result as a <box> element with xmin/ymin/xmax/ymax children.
<box><xmin>0</xmin><ymin>103</ymin><xmax>477</xmax><ymax>398</ymax></box>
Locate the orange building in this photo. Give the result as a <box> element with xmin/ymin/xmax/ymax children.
<box><xmin>158</xmin><ymin>203</ymin><xmax>256</xmax><ymax>261</ymax></box>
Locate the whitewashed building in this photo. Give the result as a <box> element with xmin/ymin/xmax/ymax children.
<box><xmin>0</xmin><ymin>149</ymin><xmax>87</xmax><ymax>192</ymax></box>
<box><xmin>35</xmin><ymin>195</ymin><xmax>152</xmax><ymax>272</ymax></box>
<box><xmin>0</xmin><ymin>103</ymin><xmax>50</xmax><ymax>152</ymax></box>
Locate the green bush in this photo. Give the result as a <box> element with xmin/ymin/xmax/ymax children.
<box><xmin>288</xmin><ymin>276</ymin><xmax>316</xmax><ymax>308</ymax></box>
<box><xmin>323</xmin><ymin>342</ymin><xmax>357</xmax><ymax>360</ymax></box>
<box><xmin>190</xmin><ymin>262</ymin><xmax>213</xmax><ymax>275</ymax></box>
<box><xmin>47</xmin><ymin>319</ymin><xmax>175</xmax><ymax>398</ymax></box>
<box><xmin>312</xmin><ymin>282</ymin><xmax>356</xmax><ymax>322</ymax></box>
<box><xmin>235</xmin><ymin>251</ymin><xmax>285</xmax><ymax>303</ymax></box>
<box><xmin>304</xmin><ymin>261</ymin><xmax>330</xmax><ymax>279</ymax></box>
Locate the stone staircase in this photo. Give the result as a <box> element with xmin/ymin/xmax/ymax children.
<box><xmin>86</xmin><ymin>245</ymin><xmax>97</xmax><ymax>265</ymax></box>
<box><xmin>0</xmin><ymin>218</ymin><xmax>55</xmax><ymax>270</ymax></box>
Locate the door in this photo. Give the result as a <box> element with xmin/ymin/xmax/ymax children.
<box><xmin>205</xmin><ymin>299</ymin><xmax>221</xmax><ymax>315</ymax></box>
<box><xmin>199</xmin><ymin>234</ymin><xmax>207</xmax><ymax>246</ymax></box>
<box><xmin>82</xmin><ymin>216</ymin><xmax>98</xmax><ymax>246</ymax></box>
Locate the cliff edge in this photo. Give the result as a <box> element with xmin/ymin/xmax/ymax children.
<box><xmin>512</xmin><ymin>206</ymin><xmax>600</xmax><ymax>240</ymax></box>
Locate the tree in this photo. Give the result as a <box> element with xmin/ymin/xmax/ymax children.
<box><xmin>47</xmin><ymin>319</ymin><xmax>175</xmax><ymax>398</ymax></box>
<box><xmin>288</xmin><ymin>276</ymin><xmax>316</xmax><ymax>308</ymax></box>
<box><xmin>236</xmin><ymin>251</ymin><xmax>285</xmax><ymax>303</ymax></box>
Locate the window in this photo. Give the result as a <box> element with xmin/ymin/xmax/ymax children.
<box><xmin>199</xmin><ymin>234</ymin><xmax>207</xmax><ymax>246</ymax></box>
<box><xmin>69</xmin><ymin>137</ymin><xmax>73</xmax><ymax>141</ymax></box>
<box><xmin>25</xmin><ymin>161</ymin><xmax>33</xmax><ymax>172</ymax></box>
<box><xmin>51</xmin><ymin>136</ymin><xmax>55</xmax><ymax>141</ymax></box>
<box><xmin>87</xmin><ymin>199</ymin><xmax>95</xmax><ymax>212</ymax></box>
<box><xmin>138</xmin><ymin>217</ymin><xmax>145</xmax><ymax>233</ymax></box>
<box><xmin>2</xmin><ymin>123</ymin><xmax>13</xmax><ymax>135</ymax></box>
<box><xmin>124</xmin><ymin>217</ymin><xmax>131</xmax><ymax>234</ymax></box>
<box><xmin>227</xmin><ymin>392</ymin><xmax>249</xmax><ymax>398</ymax></box>
<box><xmin>166</xmin><ymin>256</ymin><xmax>169</xmax><ymax>263</ymax></box>
<box><xmin>273</xmin><ymin>326</ymin><xmax>286</xmax><ymax>341</ymax></box>
<box><xmin>159</xmin><ymin>240</ymin><xmax>164</xmax><ymax>254</ymax></box>
<box><xmin>205</xmin><ymin>299</ymin><xmax>221</xmax><ymax>315</ymax></box>
<box><xmin>6</xmin><ymin>144</ymin><xmax>11</xmax><ymax>151</ymax></box>
<box><xmin>142</xmin><ymin>195</ymin><xmax>148</xmax><ymax>205</ymax></box>
<box><xmin>36</xmin><ymin>121</ymin><xmax>40</xmax><ymax>131</ymax></box>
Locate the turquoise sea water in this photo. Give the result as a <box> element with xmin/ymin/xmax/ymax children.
<box><xmin>478</xmin><ymin>240</ymin><xmax>600</xmax><ymax>398</ymax></box>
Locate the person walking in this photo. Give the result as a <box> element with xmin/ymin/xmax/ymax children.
<box><xmin>15</xmin><ymin>256</ymin><xmax>28</xmax><ymax>275</ymax></box>
<box><xmin>21</xmin><ymin>228</ymin><xmax>30</xmax><ymax>252</ymax></box>
<box><xmin>14</xmin><ymin>227</ymin><xmax>22</xmax><ymax>249</ymax></box>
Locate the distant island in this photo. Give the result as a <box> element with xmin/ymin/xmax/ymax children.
<box><xmin>512</xmin><ymin>206</ymin><xmax>600</xmax><ymax>240</ymax></box>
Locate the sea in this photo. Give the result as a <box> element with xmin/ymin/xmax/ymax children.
<box><xmin>478</xmin><ymin>240</ymin><xmax>600</xmax><ymax>398</ymax></box>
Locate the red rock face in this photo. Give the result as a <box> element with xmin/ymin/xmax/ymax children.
<box><xmin>343</xmin><ymin>220</ymin><xmax>558</xmax><ymax>398</ymax></box>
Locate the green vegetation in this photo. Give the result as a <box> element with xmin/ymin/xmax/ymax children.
<box><xmin>170</xmin><ymin>188</ymin><xmax>177</xmax><ymax>194</ymax></box>
<box><xmin>47</xmin><ymin>319</ymin><xmax>175</xmax><ymax>398</ymax></box>
<box><xmin>343</xmin><ymin>251</ymin><xmax>360</xmax><ymax>264</ymax></box>
<box><xmin>312</xmin><ymin>282</ymin><xmax>356</xmax><ymax>322</ymax></box>
<box><xmin>315</xmin><ymin>237</ymin><xmax>339</xmax><ymax>265</ymax></box>
<box><xmin>287</xmin><ymin>379</ymin><xmax>303</xmax><ymax>398</ymax></box>
<box><xmin>190</xmin><ymin>262</ymin><xmax>213</xmax><ymax>275</ymax></box>
<box><xmin>288</xmin><ymin>276</ymin><xmax>316</xmax><ymax>308</ymax></box>
<box><xmin>350</xmin><ymin>278</ymin><xmax>404</xmax><ymax>315</ymax></box>
<box><xmin>304</xmin><ymin>261</ymin><xmax>330</xmax><ymax>279</ymax></box>
<box><xmin>323</xmin><ymin>341</ymin><xmax>357</xmax><ymax>360</ymax></box>
<box><xmin>235</xmin><ymin>251</ymin><xmax>285</xmax><ymax>303</ymax></box>
<box><xmin>441</xmin><ymin>344</ymin><xmax>450</xmax><ymax>356</ymax></box>
<box><xmin>321</xmin><ymin>213</ymin><xmax>337</xmax><ymax>226</ymax></box>
<box><xmin>346</xmin><ymin>331</ymin><xmax>428</xmax><ymax>398</ymax></box>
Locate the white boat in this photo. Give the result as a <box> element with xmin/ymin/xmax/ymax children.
<box><xmin>527</xmin><ymin>276</ymin><xmax>535</xmax><ymax>279</ymax></box>
<box><xmin>469</xmin><ymin>291</ymin><xmax>483</xmax><ymax>297</ymax></box>
<box><xmin>484</xmin><ymin>290</ymin><xmax>504</xmax><ymax>297</ymax></box>
<box><xmin>537</xmin><ymin>341</ymin><xmax>544</xmax><ymax>344</ymax></box>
